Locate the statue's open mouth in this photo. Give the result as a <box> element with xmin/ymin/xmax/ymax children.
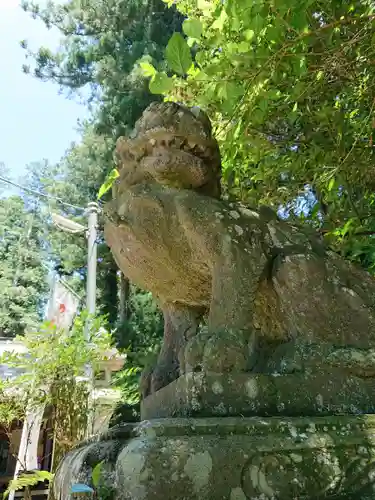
<box><xmin>116</xmin><ymin>129</ymin><xmax>219</xmax><ymax>169</ymax></box>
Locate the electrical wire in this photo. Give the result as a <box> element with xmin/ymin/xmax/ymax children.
<box><xmin>0</xmin><ymin>175</ymin><xmax>86</xmax><ymax>212</ymax></box>
<box><xmin>0</xmin><ymin>175</ymin><xmax>99</xmax><ymax>305</ymax></box>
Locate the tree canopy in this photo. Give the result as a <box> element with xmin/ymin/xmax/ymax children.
<box><xmin>0</xmin><ymin>195</ymin><xmax>49</xmax><ymax>337</ymax></box>
<box><xmin>144</xmin><ymin>0</ymin><xmax>375</xmax><ymax>271</ymax></box>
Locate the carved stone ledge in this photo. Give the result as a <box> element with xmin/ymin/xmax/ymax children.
<box><xmin>141</xmin><ymin>372</ymin><xmax>375</xmax><ymax>420</ymax></box>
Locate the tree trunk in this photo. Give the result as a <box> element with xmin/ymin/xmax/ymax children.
<box><xmin>118</xmin><ymin>273</ymin><xmax>131</xmax><ymax>325</ymax></box>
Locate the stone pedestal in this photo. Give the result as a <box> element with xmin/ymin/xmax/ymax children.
<box><xmin>53</xmin><ymin>373</ymin><xmax>375</xmax><ymax>499</ymax></box>
<box><xmin>54</xmin><ymin>414</ymin><xmax>375</xmax><ymax>500</ymax></box>
<box><xmin>117</xmin><ymin>415</ymin><xmax>375</xmax><ymax>500</ymax></box>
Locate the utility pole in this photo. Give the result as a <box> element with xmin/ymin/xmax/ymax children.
<box><xmin>86</xmin><ymin>201</ymin><xmax>99</xmax><ymax>326</ymax></box>
<box><xmin>84</xmin><ymin>201</ymin><xmax>99</xmax><ymax>437</ymax></box>
<box><xmin>52</xmin><ymin>201</ymin><xmax>100</xmax><ymax>437</ymax></box>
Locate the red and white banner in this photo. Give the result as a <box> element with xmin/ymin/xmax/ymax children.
<box><xmin>46</xmin><ymin>280</ymin><xmax>80</xmax><ymax>330</ymax></box>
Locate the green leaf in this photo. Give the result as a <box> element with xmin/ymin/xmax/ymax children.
<box><xmin>97</xmin><ymin>168</ymin><xmax>119</xmax><ymax>199</ymax></box>
<box><xmin>290</xmin><ymin>10</ymin><xmax>308</xmax><ymax>31</ymax></box>
<box><xmin>183</xmin><ymin>19</ymin><xmax>202</xmax><ymax>39</ymax></box>
<box><xmin>139</xmin><ymin>62</ymin><xmax>156</xmax><ymax>78</ymax></box>
<box><xmin>195</xmin><ymin>51</ymin><xmax>206</xmax><ymax>67</ymax></box>
<box><xmin>223</xmin><ymin>166</ymin><xmax>235</xmax><ymax>188</ymax></box>
<box><xmin>149</xmin><ymin>72</ymin><xmax>174</xmax><ymax>94</ymax></box>
<box><xmin>237</xmin><ymin>41</ymin><xmax>249</xmax><ymax>53</ymax></box>
<box><xmin>328</xmin><ymin>178</ymin><xmax>335</xmax><ymax>191</ymax></box>
<box><xmin>165</xmin><ymin>33</ymin><xmax>193</xmax><ymax>75</ymax></box>
<box><xmin>267</xmin><ymin>89</ymin><xmax>281</xmax><ymax>100</ymax></box>
<box><xmin>217</xmin><ymin>82</ymin><xmax>228</xmax><ymax>99</ymax></box>
<box><xmin>197</xmin><ymin>0</ymin><xmax>213</xmax><ymax>12</ymax></box>
<box><xmin>250</xmin><ymin>13</ymin><xmax>264</xmax><ymax>34</ymax></box>
<box><xmin>231</xmin><ymin>8</ymin><xmax>241</xmax><ymax>31</ymax></box>
<box><xmin>92</xmin><ymin>461</ymin><xmax>103</xmax><ymax>488</ymax></box>
<box><xmin>342</xmin><ymin>219</ymin><xmax>354</xmax><ymax>236</ymax></box>
<box><xmin>310</xmin><ymin>202</ymin><xmax>320</xmax><ymax>219</ymax></box>
<box><xmin>212</xmin><ymin>9</ymin><xmax>228</xmax><ymax>31</ymax></box>
<box><xmin>245</xmin><ymin>29</ymin><xmax>255</xmax><ymax>41</ymax></box>
<box><xmin>265</xmin><ymin>25</ymin><xmax>283</xmax><ymax>44</ymax></box>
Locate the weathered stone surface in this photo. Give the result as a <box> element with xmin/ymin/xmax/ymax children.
<box><xmin>54</xmin><ymin>416</ymin><xmax>375</xmax><ymax>500</ymax></box>
<box><xmin>53</xmin><ymin>424</ymin><xmax>136</xmax><ymax>500</ymax></box>
<box><xmin>141</xmin><ymin>372</ymin><xmax>375</xmax><ymax>420</ymax></box>
<box><xmin>103</xmin><ymin>101</ymin><xmax>375</xmax><ymax>399</ymax></box>
<box><xmin>54</xmin><ymin>102</ymin><xmax>375</xmax><ymax>500</ymax></box>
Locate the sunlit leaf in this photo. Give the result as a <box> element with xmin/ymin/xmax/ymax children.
<box><xmin>97</xmin><ymin>168</ymin><xmax>119</xmax><ymax>199</ymax></box>
<box><xmin>197</xmin><ymin>0</ymin><xmax>213</xmax><ymax>12</ymax></box>
<box><xmin>183</xmin><ymin>19</ymin><xmax>202</xmax><ymax>39</ymax></box>
<box><xmin>139</xmin><ymin>62</ymin><xmax>156</xmax><ymax>77</ymax></box>
<box><xmin>328</xmin><ymin>178</ymin><xmax>335</xmax><ymax>191</ymax></box>
<box><xmin>212</xmin><ymin>9</ymin><xmax>228</xmax><ymax>31</ymax></box>
<box><xmin>245</xmin><ymin>29</ymin><xmax>255</xmax><ymax>41</ymax></box>
<box><xmin>165</xmin><ymin>33</ymin><xmax>192</xmax><ymax>75</ymax></box>
<box><xmin>149</xmin><ymin>72</ymin><xmax>174</xmax><ymax>94</ymax></box>
<box><xmin>5</xmin><ymin>471</ymin><xmax>54</xmax><ymax>498</ymax></box>
<box><xmin>92</xmin><ymin>461</ymin><xmax>103</xmax><ymax>488</ymax></box>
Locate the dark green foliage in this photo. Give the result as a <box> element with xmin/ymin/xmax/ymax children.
<box><xmin>155</xmin><ymin>0</ymin><xmax>375</xmax><ymax>273</ymax></box>
<box><xmin>114</xmin><ymin>285</ymin><xmax>164</xmax><ymax>402</ymax></box>
<box><xmin>116</xmin><ymin>286</ymin><xmax>164</xmax><ymax>351</ymax></box>
<box><xmin>108</xmin><ymin>401</ymin><xmax>140</xmax><ymax>427</ymax></box>
<box><xmin>0</xmin><ymin>196</ymin><xmax>49</xmax><ymax>337</ymax></box>
<box><xmin>25</xmin><ymin>141</ymin><xmax>120</xmax><ymax>328</ymax></box>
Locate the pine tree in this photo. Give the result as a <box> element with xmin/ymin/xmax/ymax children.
<box><xmin>20</xmin><ymin>0</ymin><xmax>183</xmax><ymax>329</ymax></box>
<box><xmin>0</xmin><ymin>196</ymin><xmax>49</xmax><ymax>337</ymax></box>
<box><xmin>21</xmin><ymin>0</ymin><xmax>183</xmax><ymax>138</ymax></box>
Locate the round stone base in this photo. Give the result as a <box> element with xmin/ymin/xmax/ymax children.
<box><xmin>54</xmin><ymin>415</ymin><xmax>375</xmax><ymax>499</ymax></box>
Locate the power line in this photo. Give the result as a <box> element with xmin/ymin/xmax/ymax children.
<box><xmin>0</xmin><ymin>175</ymin><xmax>85</xmax><ymax>212</ymax></box>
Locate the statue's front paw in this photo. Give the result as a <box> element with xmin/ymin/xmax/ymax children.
<box><xmin>203</xmin><ymin>331</ymin><xmax>249</xmax><ymax>372</ymax></box>
<box><xmin>182</xmin><ymin>329</ymin><xmax>251</xmax><ymax>373</ymax></box>
<box><xmin>180</xmin><ymin>327</ymin><xmax>210</xmax><ymax>374</ymax></box>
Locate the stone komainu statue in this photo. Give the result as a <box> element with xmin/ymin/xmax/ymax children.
<box><xmin>104</xmin><ymin>101</ymin><xmax>375</xmax><ymax>399</ymax></box>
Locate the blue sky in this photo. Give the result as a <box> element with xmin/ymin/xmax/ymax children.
<box><xmin>0</xmin><ymin>0</ymin><xmax>87</xmax><ymax>185</ymax></box>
